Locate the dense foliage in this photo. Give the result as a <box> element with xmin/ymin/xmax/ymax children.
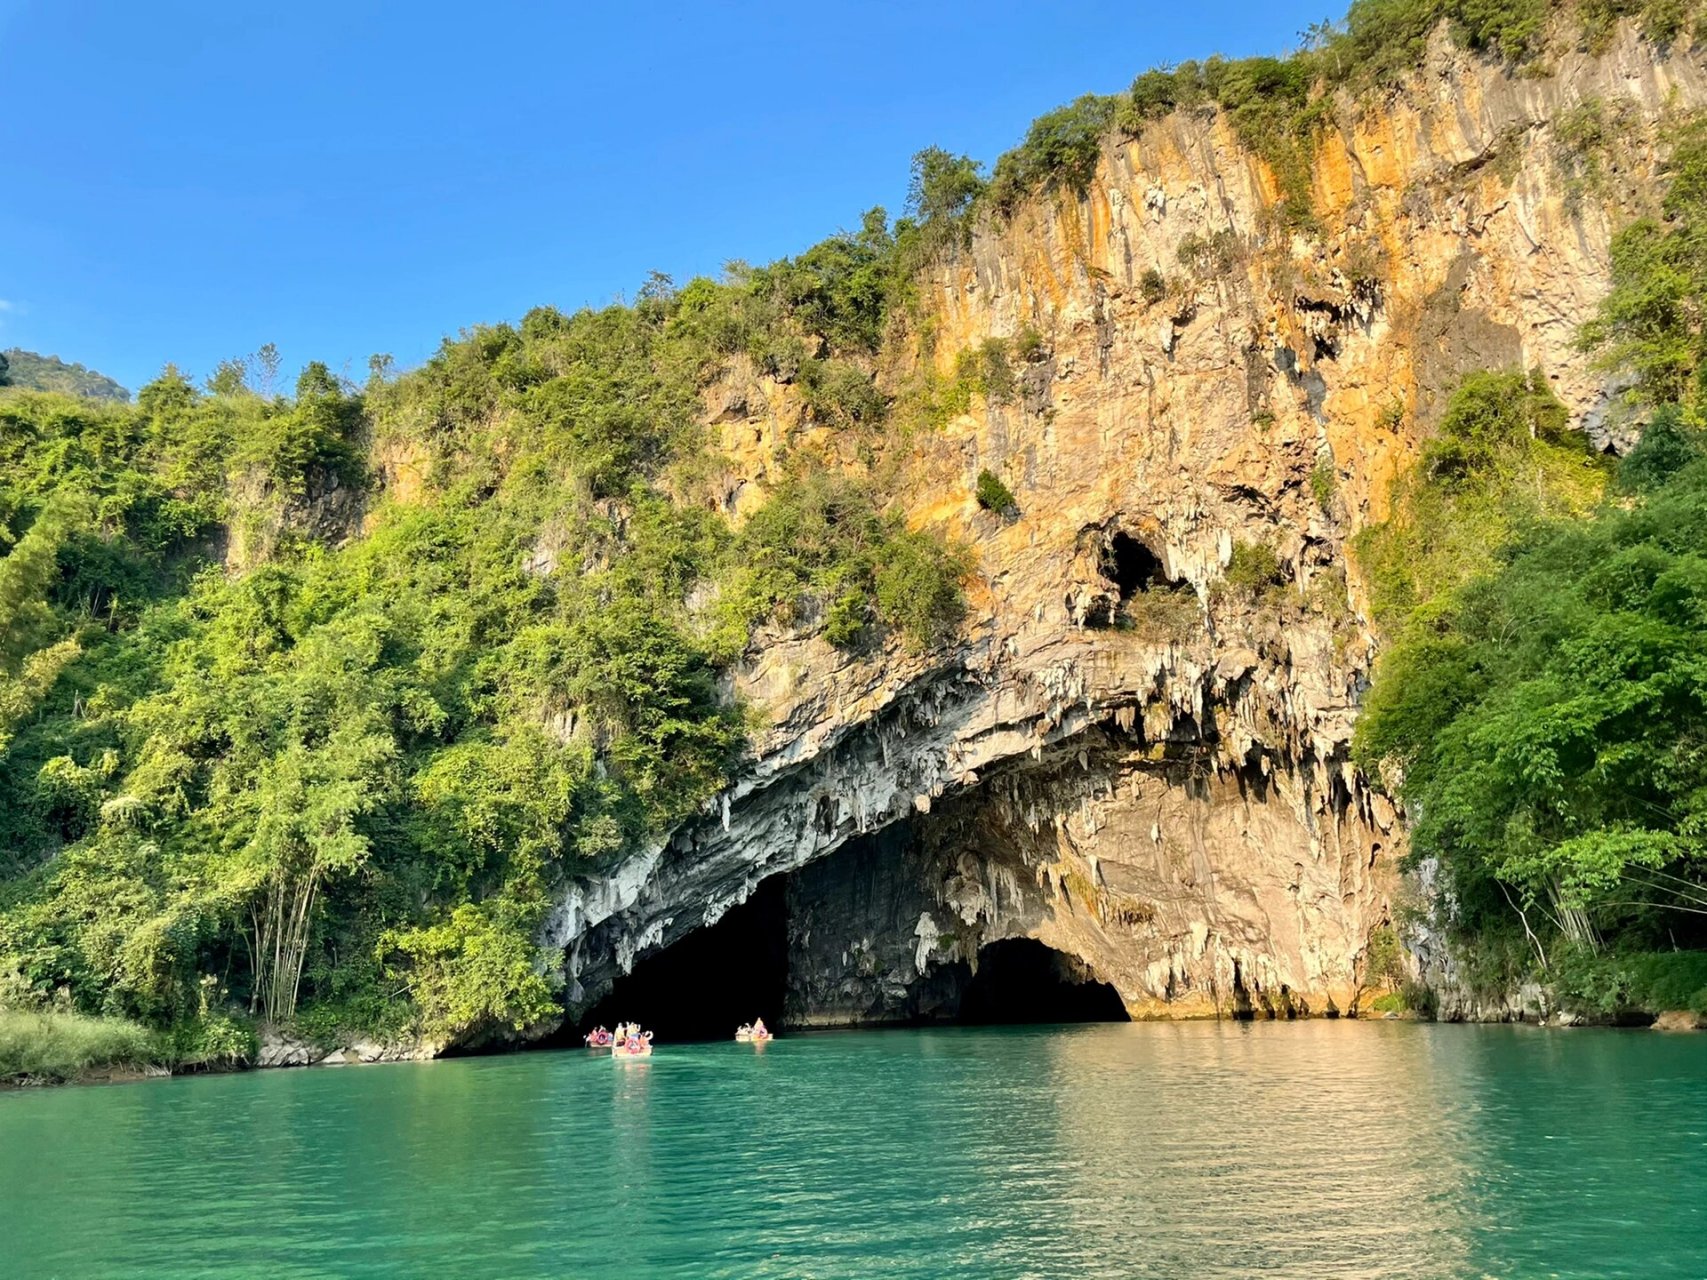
<box><xmin>1</xmin><ymin>349</ymin><xmax>130</xmax><ymax>403</ymax></box>
<box><xmin>6</xmin><ymin>0</ymin><xmax>1705</xmax><ymax>1053</ymax></box>
<box><xmin>0</xmin><ymin>239</ymin><xmax>973</xmax><ymax>1050</ymax></box>
<box><xmin>1354</xmin><ymin>370</ymin><xmax>1611</xmax><ymax>631</ymax></box>
<box><xmin>1357</xmin><ymin>119</ymin><xmax>1707</xmax><ymax>1001</ymax></box>
<box><xmin>985</xmin><ymin>0</ymin><xmax>1707</xmax><ymax>228</ymax></box>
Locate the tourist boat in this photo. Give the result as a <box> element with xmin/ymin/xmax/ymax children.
<box><xmin>612</xmin><ymin>1037</ymin><xmax>652</xmax><ymax>1059</ymax></box>
<box><xmin>584</xmin><ymin>1029</ymin><xmax>613</xmax><ymax>1048</ymax></box>
<box><xmin>735</xmin><ymin>1026</ymin><xmax>773</xmax><ymax>1043</ymax></box>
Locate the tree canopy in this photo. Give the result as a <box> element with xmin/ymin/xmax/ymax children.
<box><xmin>0</xmin><ymin>238</ymin><xmax>971</xmax><ymax>1049</ymax></box>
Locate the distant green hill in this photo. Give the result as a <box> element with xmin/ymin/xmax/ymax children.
<box><xmin>0</xmin><ymin>348</ymin><xmax>130</xmax><ymax>402</ymax></box>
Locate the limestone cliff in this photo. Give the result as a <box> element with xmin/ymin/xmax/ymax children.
<box><xmin>544</xmin><ymin>25</ymin><xmax>1707</xmax><ymax>1026</ymax></box>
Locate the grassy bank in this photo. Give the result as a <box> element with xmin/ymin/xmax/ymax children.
<box><xmin>0</xmin><ymin>1009</ymin><xmax>166</xmax><ymax>1085</ymax></box>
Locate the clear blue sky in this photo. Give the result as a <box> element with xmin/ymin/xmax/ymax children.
<box><xmin>0</xmin><ymin>0</ymin><xmax>1326</xmax><ymax>394</ymax></box>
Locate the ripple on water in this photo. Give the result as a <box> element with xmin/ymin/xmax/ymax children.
<box><xmin>2</xmin><ymin>1021</ymin><xmax>1705</xmax><ymax>1279</ymax></box>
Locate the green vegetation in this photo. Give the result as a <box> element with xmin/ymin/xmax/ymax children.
<box><xmin>1352</xmin><ymin>923</ymin><xmax>1409</xmax><ymax>1014</ymax></box>
<box><xmin>1579</xmin><ymin>120</ymin><xmax>1707</xmax><ymax>413</ymax></box>
<box><xmin>1177</xmin><ymin>231</ymin><xmax>1242</xmax><ymax>277</ymax></box>
<box><xmin>906</xmin><ymin>147</ymin><xmax>987</xmax><ymax>256</ymax></box>
<box><xmin>0</xmin><ymin>227</ymin><xmax>972</xmax><ymax>1056</ymax></box>
<box><xmin>1554</xmin><ymin>948</ymin><xmax>1707</xmax><ymax>1016</ymax></box>
<box><xmin>989</xmin><ymin>95</ymin><xmax>1120</xmax><ymax>214</ymax></box>
<box><xmin>975</xmin><ymin>469</ymin><xmax>1018</xmax><ymax>516</ymax></box>
<box><xmin>1</xmin><ymin>349</ymin><xmax>130</xmax><ymax>403</ymax></box>
<box><xmin>1215</xmin><ymin>539</ymin><xmax>1288</xmax><ymax>601</ymax></box>
<box><xmin>1357</xmin><ymin>119</ymin><xmax>1707</xmax><ymax>1003</ymax></box>
<box><xmin>1353</xmin><ymin>370</ymin><xmax>1610</xmax><ymax>631</ymax></box>
<box><xmin>1117</xmin><ymin>583</ymin><xmax>1203</xmax><ymax>642</ymax></box>
<box><xmin>1310</xmin><ymin>457</ymin><xmax>1338</xmax><ymax>511</ymax></box>
<box><xmin>0</xmin><ymin>1008</ymin><xmax>163</xmax><ymax>1084</ymax></box>
<box><xmin>1357</xmin><ymin>421</ymin><xmax>1707</xmax><ymax>962</ymax></box>
<box><xmin>889</xmin><ymin>338</ymin><xmax>1021</xmax><ymax>437</ymax></box>
<box><xmin>982</xmin><ymin>0</ymin><xmax>1707</xmax><ymax>229</ymax></box>
<box><xmin>1576</xmin><ymin>0</ymin><xmax>1707</xmax><ymax>49</ymax></box>
<box><xmin>712</xmin><ymin>470</ymin><xmax>969</xmax><ymax>653</ymax></box>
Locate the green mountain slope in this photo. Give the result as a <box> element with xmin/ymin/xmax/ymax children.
<box><xmin>1</xmin><ymin>349</ymin><xmax>130</xmax><ymax>402</ymax></box>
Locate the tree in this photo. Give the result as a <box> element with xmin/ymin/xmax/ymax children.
<box><xmin>206</xmin><ymin>357</ymin><xmax>251</xmax><ymax>398</ymax></box>
<box><xmin>242</xmin><ymin>723</ymin><xmax>396</xmax><ymax>1023</ymax></box>
<box><xmin>256</xmin><ymin>343</ymin><xmax>281</xmax><ymax>398</ymax></box>
<box><xmin>1358</xmin><ymin>442</ymin><xmax>1707</xmax><ymax>955</ymax></box>
<box><xmin>906</xmin><ymin>147</ymin><xmax>986</xmax><ymax>252</ymax></box>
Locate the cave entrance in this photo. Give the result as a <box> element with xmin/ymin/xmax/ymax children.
<box><xmin>577</xmin><ymin>876</ymin><xmax>789</xmax><ymax>1042</ymax></box>
<box><xmin>957</xmin><ymin>939</ymin><xmax>1130</xmax><ymax>1025</ymax></box>
<box><xmin>1107</xmin><ymin>532</ymin><xmax>1168</xmax><ymax>598</ymax></box>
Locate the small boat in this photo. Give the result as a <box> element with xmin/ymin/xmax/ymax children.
<box><xmin>612</xmin><ymin>1038</ymin><xmax>653</xmax><ymax>1059</ymax></box>
<box><xmin>584</xmin><ymin>1027</ymin><xmax>614</xmax><ymax>1048</ymax></box>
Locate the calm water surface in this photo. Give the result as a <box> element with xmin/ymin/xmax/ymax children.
<box><xmin>3</xmin><ymin>1021</ymin><xmax>1704</xmax><ymax>1279</ymax></box>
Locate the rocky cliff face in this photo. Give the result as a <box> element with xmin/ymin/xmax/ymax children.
<box><xmin>543</xmin><ymin>25</ymin><xmax>1707</xmax><ymax>1027</ymax></box>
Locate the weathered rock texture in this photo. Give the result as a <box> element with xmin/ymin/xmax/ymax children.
<box><xmin>544</xmin><ymin>25</ymin><xmax>1707</xmax><ymax>1026</ymax></box>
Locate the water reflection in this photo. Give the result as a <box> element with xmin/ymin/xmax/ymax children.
<box><xmin>1031</xmin><ymin>1021</ymin><xmax>1476</xmax><ymax>1278</ymax></box>
<box><xmin>2</xmin><ymin>1022</ymin><xmax>1703</xmax><ymax>1279</ymax></box>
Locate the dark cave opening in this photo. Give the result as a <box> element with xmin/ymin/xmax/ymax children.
<box><xmin>576</xmin><ymin>876</ymin><xmax>789</xmax><ymax>1043</ymax></box>
<box><xmin>957</xmin><ymin>939</ymin><xmax>1130</xmax><ymax>1025</ymax></box>
<box><xmin>1106</xmin><ymin>531</ymin><xmax>1169</xmax><ymax>598</ymax></box>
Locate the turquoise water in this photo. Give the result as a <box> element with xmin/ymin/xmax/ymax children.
<box><xmin>3</xmin><ymin>1021</ymin><xmax>1704</xmax><ymax>1279</ymax></box>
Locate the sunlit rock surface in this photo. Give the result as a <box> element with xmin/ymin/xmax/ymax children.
<box><xmin>543</xmin><ymin>26</ymin><xmax>1707</xmax><ymax>1028</ymax></box>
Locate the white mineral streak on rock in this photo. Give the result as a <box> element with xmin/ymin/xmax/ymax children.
<box><xmin>913</xmin><ymin>913</ymin><xmax>940</xmax><ymax>974</ymax></box>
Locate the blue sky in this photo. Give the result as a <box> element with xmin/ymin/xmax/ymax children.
<box><xmin>0</xmin><ymin>0</ymin><xmax>1327</xmax><ymax>394</ymax></box>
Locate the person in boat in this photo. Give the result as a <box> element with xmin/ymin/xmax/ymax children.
<box><xmin>735</xmin><ymin>1023</ymin><xmax>751</xmax><ymax>1039</ymax></box>
<box><xmin>751</xmin><ymin>1017</ymin><xmax>767</xmax><ymax>1037</ymax></box>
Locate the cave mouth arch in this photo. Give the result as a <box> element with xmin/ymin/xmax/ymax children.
<box><xmin>575</xmin><ymin>875</ymin><xmax>789</xmax><ymax>1043</ymax></box>
<box><xmin>1106</xmin><ymin>531</ymin><xmax>1176</xmax><ymax>599</ymax></box>
<box><xmin>957</xmin><ymin>939</ymin><xmax>1130</xmax><ymax>1025</ymax></box>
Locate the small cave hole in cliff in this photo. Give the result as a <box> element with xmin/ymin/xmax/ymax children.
<box><xmin>957</xmin><ymin>939</ymin><xmax>1129</xmax><ymax>1025</ymax></box>
<box><xmin>576</xmin><ymin>876</ymin><xmax>789</xmax><ymax>1042</ymax></box>
<box><xmin>1106</xmin><ymin>532</ymin><xmax>1178</xmax><ymax>599</ymax></box>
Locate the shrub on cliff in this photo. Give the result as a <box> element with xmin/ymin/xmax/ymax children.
<box><xmin>905</xmin><ymin>146</ymin><xmax>986</xmax><ymax>257</ymax></box>
<box><xmin>989</xmin><ymin>95</ymin><xmax>1120</xmax><ymax>214</ymax></box>
<box><xmin>1215</xmin><ymin>540</ymin><xmax>1287</xmax><ymax>601</ymax></box>
<box><xmin>711</xmin><ymin>470</ymin><xmax>971</xmax><ymax>656</ymax></box>
<box><xmin>975</xmin><ymin>469</ymin><xmax>1017</xmax><ymax>516</ymax></box>
<box><xmin>1580</xmin><ymin>119</ymin><xmax>1707</xmax><ymax>416</ymax></box>
<box><xmin>1353</xmin><ymin>370</ymin><xmax>1609</xmax><ymax>632</ymax></box>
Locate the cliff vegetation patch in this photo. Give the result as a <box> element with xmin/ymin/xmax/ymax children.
<box><xmin>1357</xmin><ymin>120</ymin><xmax>1707</xmax><ymax>1000</ymax></box>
